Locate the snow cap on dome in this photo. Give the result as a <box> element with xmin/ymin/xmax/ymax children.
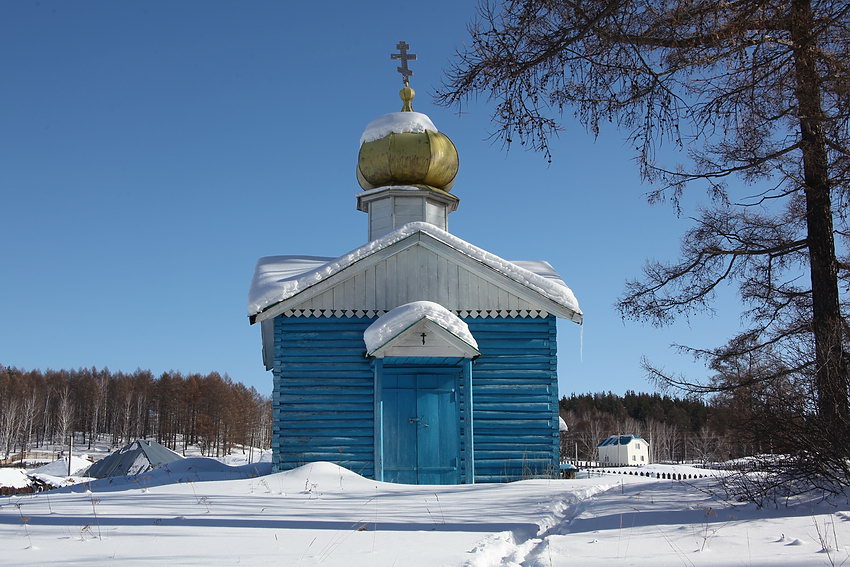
<box><xmin>357</xmin><ymin>85</ymin><xmax>459</xmax><ymax>192</ymax></box>
<box><xmin>359</xmin><ymin>112</ymin><xmax>438</xmax><ymax>146</ymax></box>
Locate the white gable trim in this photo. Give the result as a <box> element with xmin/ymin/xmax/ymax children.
<box><xmin>252</xmin><ymin>235</ymin><xmax>420</xmax><ymax>323</ymax></box>
<box><xmin>251</xmin><ymin>225</ymin><xmax>582</xmax><ymax>324</ymax></box>
<box><xmin>415</xmin><ymin>235</ymin><xmax>582</xmax><ymax>322</ymax></box>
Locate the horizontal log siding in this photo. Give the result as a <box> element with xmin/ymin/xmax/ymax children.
<box><xmin>272</xmin><ymin>316</ymin><xmax>375</xmax><ymax>477</ymax></box>
<box><xmin>467</xmin><ymin>316</ymin><xmax>559</xmax><ymax>482</ymax></box>
<box><xmin>271</xmin><ymin>314</ymin><xmax>560</xmax><ymax>484</ymax></box>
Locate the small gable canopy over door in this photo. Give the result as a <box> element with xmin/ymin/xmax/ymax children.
<box><xmin>364</xmin><ymin>301</ymin><xmax>480</xmax><ymax>359</ymax></box>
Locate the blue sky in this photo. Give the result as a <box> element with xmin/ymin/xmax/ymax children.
<box><xmin>1</xmin><ymin>1</ymin><xmax>744</xmax><ymax>397</ymax></box>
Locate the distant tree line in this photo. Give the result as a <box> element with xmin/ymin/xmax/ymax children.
<box><xmin>0</xmin><ymin>365</ymin><xmax>272</xmax><ymax>461</ymax></box>
<box><xmin>560</xmin><ymin>391</ymin><xmax>755</xmax><ymax>464</ymax></box>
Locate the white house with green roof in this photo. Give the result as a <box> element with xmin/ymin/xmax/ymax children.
<box><xmin>597</xmin><ymin>434</ymin><xmax>650</xmax><ymax>466</ymax></box>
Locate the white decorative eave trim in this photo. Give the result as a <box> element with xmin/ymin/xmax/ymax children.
<box><xmin>272</xmin><ymin>308</ymin><xmax>551</xmax><ymax>319</ymax></box>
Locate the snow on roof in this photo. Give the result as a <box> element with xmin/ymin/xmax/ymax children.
<box><xmin>29</xmin><ymin>455</ymin><xmax>91</xmax><ymax>477</ymax></box>
<box><xmin>511</xmin><ymin>260</ymin><xmax>569</xmax><ymax>289</ymax></box>
<box><xmin>364</xmin><ymin>301</ymin><xmax>477</xmax><ymax>354</ymax></box>
<box><xmin>86</xmin><ymin>439</ymin><xmax>184</xmax><ymax>479</ymax></box>
<box><xmin>251</xmin><ymin>255</ymin><xmax>335</xmax><ymax>283</ymax></box>
<box><xmin>360</xmin><ymin>112</ymin><xmax>437</xmax><ymax>146</ymax></box>
<box><xmin>249</xmin><ymin>222</ymin><xmax>582</xmax><ymax>322</ymax></box>
<box><xmin>28</xmin><ymin>472</ymin><xmax>94</xmax><ymax>488</ymax></box>
<box><xmin>598</xmin><ymin>434</ymin><xmax>645</xmax><ymax>447</ymax></box>
<box><xmin>559</xmin><ymin>416</ymin><xmax>568</xmax><ymax>432</ymax></box>
<box><xmin>0</xmin><ymin>468</ymin><xmax>31</xmax><ymax>489</ymax></box>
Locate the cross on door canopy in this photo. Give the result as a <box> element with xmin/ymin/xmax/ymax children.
<box><xmin>391</xmin><ymin>41</ymin><xmax>416</xmax><ymax>86</ymax></box>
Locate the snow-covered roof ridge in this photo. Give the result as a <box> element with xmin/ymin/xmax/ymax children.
<box><xmin>360</xmin><ymin>112</ymin><xmax>438</xmax><ymax>146</ymax></box>
<box><xmin>248</xmin><ymin>222</ymin><xmax>582</xmax><ymax>322</ymax></box>
<box><xmin>364</xmin><ymin>301</ymin><xmax>478</xmax><ymax>355</ymax></box>
<box><xmin>598</xmin><ymin>434</ymin><xmax>645</xmax><ymax>447</ymax></box>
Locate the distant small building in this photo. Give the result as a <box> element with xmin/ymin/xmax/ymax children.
<box><xmin>85</xmin><ymin>440</ymin><xmax>183</xmax><ymax>479</ymax></box>
<box><xmin>597</xmin><ymin>435</ymin><xmax>649</xmax><ymax>466</ymax></box>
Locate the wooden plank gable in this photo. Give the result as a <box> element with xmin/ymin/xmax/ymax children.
<box><xmin>259</xmin><ymin>233</ymin><xmax>574</xmax><ymax>319</ymax></box>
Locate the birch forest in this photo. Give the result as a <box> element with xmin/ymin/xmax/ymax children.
<box><xmin>0</xmin><ymin>365</ymin><xmax>272</xmax><ymax>461</ymax></box>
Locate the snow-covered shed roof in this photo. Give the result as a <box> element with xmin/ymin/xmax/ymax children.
<box><xmin>29</xmin><ymin>455</ymin><xmax>91</xmax><ymax>477</ymax></box>
<box><xmin>85</xmin><ymin>439</ymin><xmax>183</xmax><ymax>479</ymax></box>
<box><xmin>0</xmin><ymin>468</ymin><xmax>31</xmax><ymax>489</ymax></box>
<box><xmin>248</xmin><ymin>222</ymin><xmax>582</xmax><ymax>324</ymax></box>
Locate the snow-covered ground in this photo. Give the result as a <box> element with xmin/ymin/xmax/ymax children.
<box><xmin>2</xmin><ymin>461</ymin><xmax>848</xmax><ymax>566</ymax></box>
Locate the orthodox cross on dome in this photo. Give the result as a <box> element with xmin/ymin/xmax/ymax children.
<box><xmin>391</xmin><ymin>41</ymin><xmax>416</xmax><ymax>86</ymax></box>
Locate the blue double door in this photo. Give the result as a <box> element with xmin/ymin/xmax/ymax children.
<box><xmin>382</xmin><ymin>370</ymin><xmax>460</xmax><ymax>484</ymax></box>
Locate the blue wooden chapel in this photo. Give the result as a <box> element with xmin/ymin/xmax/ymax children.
<box><xmin>247</xmin><ymin>44</ymin><xmax>582</xmax><ymax>484</ymax></box>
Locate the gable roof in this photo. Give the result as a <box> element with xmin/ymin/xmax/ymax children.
<box><xmin>249</xmin><ymin>222</ymin><xmax>582</xmax><ymax>324</ymax></box>
<box><xmin>597</xmin><ymin>435</ymin><xmax>646</xmax><ymax>448</ymax></box>
<box><xmin>85</xmin><ymin>439</ymin><xmax>183</xmax><ymax>479</ymax></box>
<box><xmin>364</xmin><ymin>301</ymin><xmax>480</xmax><ymax>358</ymax></box>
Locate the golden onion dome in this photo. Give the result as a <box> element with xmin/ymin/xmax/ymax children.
<box><xmin>357</xmin><ymin>87</ymin><xmax>459</xmax><ymax>191</ymax></box>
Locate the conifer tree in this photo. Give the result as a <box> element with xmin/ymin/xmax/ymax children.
<box><xmin>440</xmin><ymin>0</ymin><xmax>849</xmax><ymax>485</ymax></box>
